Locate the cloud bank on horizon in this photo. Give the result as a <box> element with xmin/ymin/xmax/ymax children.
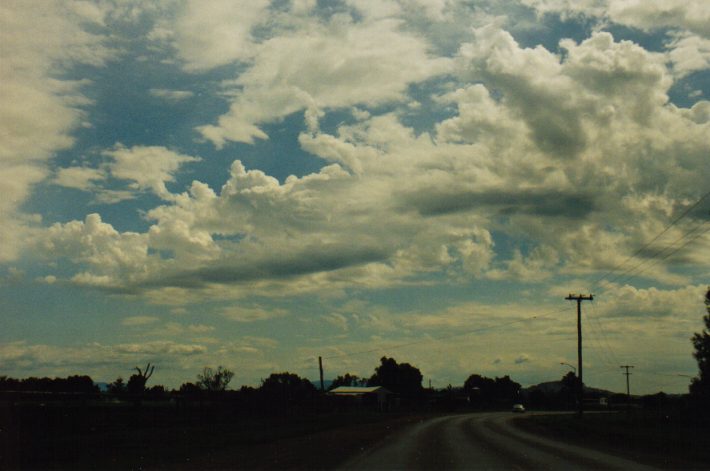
<box><xmin>0</xmin><ymin>0</ymin><xmax>708</xmax><ymax>393</ymax></box>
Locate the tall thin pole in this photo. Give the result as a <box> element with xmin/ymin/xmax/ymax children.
<box><xmin>318</xmin><ymin>356</ymin><xmax>324</xmax><ymax>392</ymax></box>
<box><xmin>621</xmin><ymin>365</ymin><xmax>634</xmax><ymax>408</ymax></box>
<box><xmin>566</xmin><ymin>294</ymin><xmax>593</xmax><ymax>416</ymax></box>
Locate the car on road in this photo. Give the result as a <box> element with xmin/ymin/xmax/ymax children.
<box><xmin>512</xmin><ymin>403</ymin><xmax>525</xmax><ymax>413</ymax></box>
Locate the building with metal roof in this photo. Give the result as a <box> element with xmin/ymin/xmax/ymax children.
<box><xmin>328</xmin><ymin>386</ymin><xmax>393</xmax><ymax>411</ymax></box>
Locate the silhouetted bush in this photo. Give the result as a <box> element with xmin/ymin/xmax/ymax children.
<box><xmin>260</xmin><ymin>372</ymin><xmax>317</xmax><ymax>407</ymax></box>
<box><xmin>463</xmin><ymin>374</ymin><xmax>521</xmax><ymax>408</ymax></box>
<box><xmin>368</xmin><ymin>357</ymin><xmax>423</xmax><ymax>399</ymax></box>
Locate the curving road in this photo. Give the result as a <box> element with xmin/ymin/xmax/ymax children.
<box><xmin>339</xmin><ymin>412</ymin><xmax>657</xmax><ymax>470</ymax></box>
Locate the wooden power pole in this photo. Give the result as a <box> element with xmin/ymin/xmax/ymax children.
<box><xmin>566</xmin><ymin>293</ymin><xmax>593</xmax><ymax>416</ymax></box>
<box><xmin>318</xmin><ymin>356</ymin><xmax>324</xmax><ymax>392</ymax></box>
<box><xmin>621</xmin><ymin>365</ymin><xmax>634</xmax><ymax>408</ymax></box>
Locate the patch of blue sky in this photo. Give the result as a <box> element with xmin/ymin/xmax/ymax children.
<box><xmin>64</xmin><ymin>57</ymin><xmax>237</xmax><ymax>153</ymax></box>
<box><xmin>602</xmin><ymin>24</ymin><xmax>669</xmax><ymax>53</ymax></box>
<box><xmin>0</xmin><ymin>280</ymin><xmax>151</xmax><ymax>345</ymax></box>
<box><xmin>22</xmin><ymin>186</ymin><xmax>92</xmax><ymax>226</ymax></box>
<box><xmin>350</xmin><ymin>275</ymin><xmax>518</xmax><ymax>314</ymax></box>
<box><xmin>219</xmin><ymin>112</ymin><xmax>327</xmax><ymax>184</ymax></box>
<box><xmin>317</xmin><ymin>108</ymin><xmax>366</xmax><ymax>136</ymax></box>
<box><xmin>489</xmin><ymin>228</ymin><xmax>535</xmax><ymax>258</ymax></box>
<box><xmin>315</xmin><ymin>0</ymin><xmax>359</xmax><ymax>22</ymax></box>
<box><xmin>669</xmin><ymin>70</ymin><xmax>710</xmax><ymax>107</ymax></box>
<box><xmin>509</xmin><ymin>10</ymin><xmax>596</xmax><ymax>53</ymax></box>
<box><xmin>25</xmin><ymin>48</ymin><xmax>249</xmax><ymax>231</ymax></box>
<box><xmin>24</xmin><ymin>177</ymin><xmax>164</xmax><ymax>233</ymax></box>
<box><xmin>510</xmin><ymin>11</ymin><xmax>673</xmax><ymax>67</ymax></box>
<box><xmin>400</xmin><ymin>79</ymin><xmax>460</xmax><ymax>135</ymax></box>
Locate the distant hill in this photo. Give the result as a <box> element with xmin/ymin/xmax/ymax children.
<box><xmin>524</xmin><ymin>380</ymin><xmax>616</xmax><ymax>397</ymax></box>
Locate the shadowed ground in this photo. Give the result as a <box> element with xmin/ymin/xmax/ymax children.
<box><xmin>5</xmin><ymin>408</ymin><xmax>709</xmax><ymax>469</ymax></box>
<box><xmin>340</xmin><ymin>412</ymin><xmax>659</xmax><ymax>470</ymax></box>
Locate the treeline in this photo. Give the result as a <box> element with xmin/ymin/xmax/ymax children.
<box><xmin>0</xmin><ymin>355</ymin><xmax>697</xmax><ymax>413</ymax></box>
<box><xmin>330</xmin><ymin>356</ymin><xmax>423</xmax><ymax>396</ymax></box>
<box><xmin>0</xmin><ymin>357</ymin><xmax>523</xmax><ymax>412</ymax></box>
<box><xmin>0</xmin><ymin>375</ymin><xmax>98</xmax><ymax>394</ymax></box>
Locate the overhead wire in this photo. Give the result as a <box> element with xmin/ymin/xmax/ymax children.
<box><xmin>301</xmin><ymin>192</ymin><xmax>710</xmax><ymax>382</ymax></box>
<box><xmin>319</xmin><ymin>304</ymin><xmax>570</xmax><ymax>361</ymax></box>
<box><xmin>583</xmin><ymin>304</ymin><xmax>620</xmax><ymax>369</ymax></box>
<box><xmin>589</xmin><ymin>189</ymin><xmax>710</xmax><ymax>291</ymax></box>
<box><xmin>610</xmin><ymin>221</ymin><xmax>710</xmax><ymax>287</ymax></box>
<box><xmin>577</xmin><ymin>191</ymin><xmax>709</xmax><ymax>370</ymax></box>
<box><xmin>590</xmin><ymin>300</ymin><xmax>622</xmax><ymax>364</ymax></box>
<box><xmin>632</xmin><ymin>370</ymin><xmax>696</xmax><ymax>393</ymax></box>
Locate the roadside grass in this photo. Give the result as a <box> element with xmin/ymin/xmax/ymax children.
<box><xmin>514</xmin><ymin>410</ymin><xmax>710</xmax><ymax>469</ymax></box>
<box><xmin>4</xmin><ymin>406</ymin><xmax>430</xmax><ymax>469</ymax></box>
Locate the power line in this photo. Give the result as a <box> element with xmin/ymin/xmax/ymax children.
<box><xmin>586</xmin><ymin>300</ymin><xmax>622</xmax><ymax>367</ymax></box>
<box><xmin>610</xmin><ymin>222</ymin><xmax>710</xmax><ymax>287</ymax></box>
<box><xmin>581</xmin><ymin>207</ymin><xmax>708</xmax><ymax>364</ymax></box>
<box><xmin>603</xmin><ymin>220</ymin><xmax>709</xmax><ymax>287</ymax></box>
<box><xmin>590</xmin><ymin>190</ymin><xmax>710</xmax><ymax>290</ymax></box>
<box><xmin>582</xmin><ymin>313</ymin><xmax>619</xmax><ymax>369</ymax></box>
<box><xmin>635</xmin><ymin>371</ymin><xmax>696</xmax><ymax>379</ymax></box>
<box><xmin>321</xmin><ymin>305</ymin><xmax>569</xmax><ymax>361</ymax></box>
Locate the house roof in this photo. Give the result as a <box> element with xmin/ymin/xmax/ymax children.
<box><xmin>328</xmin><ymin>386</ymin><xmax>391</xmax><ymax>395</ymax></box>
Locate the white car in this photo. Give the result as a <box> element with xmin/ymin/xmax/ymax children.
<box><xmin>512</xmin><ymin>403</ymin><xmax>526</xmax><ymax>413</ymax></box>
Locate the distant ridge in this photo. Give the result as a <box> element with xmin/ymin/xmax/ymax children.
<box><xmin>524</xmin><ymin>380</ymin><xmax>616</xmax><ymax>396</ymax></box>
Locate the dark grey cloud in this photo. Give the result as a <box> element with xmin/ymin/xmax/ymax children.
<box><xmin>498</xmin><ymin>78</ymin><xmax>588</xmax><ymax>158</ymax></box>
<box><xmin>514</xmin><ymin>355</ymin><xmax>530</xmax><ymax>364</ymax></box>
<box><xmin>401</xmin><ymin>188</ymin><xmax>596</xmax><ymax>218</ymax></box>
<box><xmin>148</xmin><ymin>243</ymin><xmax>392</xmax><ymax>289</ymax></box>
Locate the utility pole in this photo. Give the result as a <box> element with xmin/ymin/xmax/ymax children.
<box><xmin>318</xmin><ymin>356</ymin><xmax>324</xmax><ymax>392</ymax></box>
<box><xmin>565</xmin><ymin>293</ymin><xmax>593</xmax><ymax>416</ymax></box>
<box><xmin>621</xmin><ymin>365</ymin><xmax>634</xmax><ymax>408</ymax></box>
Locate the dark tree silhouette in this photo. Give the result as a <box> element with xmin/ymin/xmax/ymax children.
<box><xmin>329</xmin><ymin>373</ymin><xmax>366</xmax><ymax>389</ymax></box>
<box><xmin>494</xmin><ymin>375</ymin><xmax>522</xmax><ymax>401</ymax></box>
<box><xmin>197</xmin><ymin>366</ymin><xmax>234</xmax><ymax>392</ymax></box>
<box><xmin>690</xmin><ymin>287</ymin><xmax>710</xmax><ymax>401</ymax></box>
<box><xmin>464</xmin><ymin>374</ymin><xmax>492</xmax><ymax>398</ymax></box>
<box><xmin>0</xmin><ymin>376</ymin><xmax>20</xmax><ymax>391</ymax></box>
<box><xmin>146</xmin><ymin>384</ymin><xmax>166</xmax><ymax>398</ymax></box>
<box><xmin>108</xmin><ymin>377</ymin><xmax>126</xmax><ymax>394</ymax></box>
<box><xmin>368</xmin><ymin>357</ymin><xmax>423</xmax><ymax>397</ymax></box>
<box><xmin>127</xmin><ymin>363</ymin><xmax>155</xmax><ymax>395</ymax></box>
<box><xmin>463</xmin><ymin>374</ymin><xmax>521</xmax><ymax>406</ymax></box>
<box><xmin>260</xmin><ymin>372</ymin><xmax>316</xmax><ymax>403</ymax></box>
<box><xmin>178</xmin><ymin>381</ymin><xmax>202</xmax><ymax>396</ymax></box>
<box><xmin>0</xmin><ymin>375</ymin><xmax>98</xmax><ymax>393</ymax></box>
<box><xmin>62</xmin><ymin>375</ymin><xmax>99</xmax><ymax>393</ymax></box>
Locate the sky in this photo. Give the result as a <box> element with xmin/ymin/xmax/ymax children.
<box><xmin>1</xmin><ymin>0</ymin><xmax>709</xmax><ymax>395</ymax></box>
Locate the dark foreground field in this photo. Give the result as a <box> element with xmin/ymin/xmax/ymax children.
<box><xmin>4</xmin><ymin>402</ymin><xmax>710</xmax><ymax>469</ymax></box>
<box><xmin>1</xmin><ymin>401</ymin><xmax>428</xmax><ymax>469</ymax></box>
<box><xmin>515</xmin><ymin>411</ymin><xmax>710</xmax><ymax>469</ymax></box>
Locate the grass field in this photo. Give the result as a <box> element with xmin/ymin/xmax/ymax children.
<box><xmin>6</xmin><ymin>401</ymin><xmax>710</xmax><ymax>469</ymax></box>
<box><xmin>2</xmin><ymin>402</ymin><xmax>430</xmax><ymax>469</ymax></box>
<box><xmin>514</xmin><ymin>410</ymin><xmax>710</xmax><ymax>469</ymax></box>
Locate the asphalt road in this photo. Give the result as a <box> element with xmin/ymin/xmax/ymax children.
<box><xmin>339</xmin><ymin>412</ymin><xmax>658</xmax><ymax>470</ymax></box>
